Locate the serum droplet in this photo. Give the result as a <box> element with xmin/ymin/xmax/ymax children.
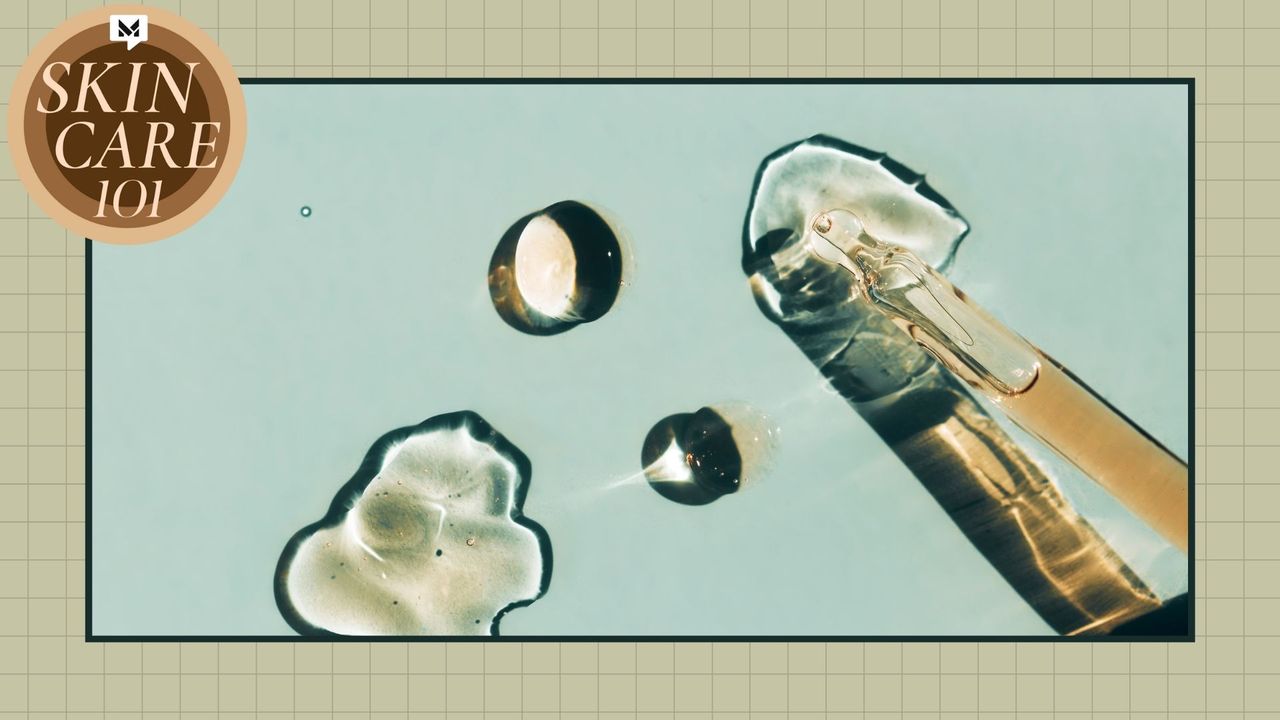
<box><xmin>640</xmin><ymin>403</ymin><xmax>779</xmax><ymax>506</ymax></box>
<box><xmin>488</xmin><ymin>200</ymin><xmax>629</xmax><ymax>335</ymax></box>
<box><xmin>274</xmin><ymin>412</ymin><xmax>552</xmax><ymax>636</ymax></box>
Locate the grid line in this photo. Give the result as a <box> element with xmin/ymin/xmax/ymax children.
<box><xmin>0</xmin><ymin>0</ymin><xmax>1272</xmax><ymax>716</ymax></box>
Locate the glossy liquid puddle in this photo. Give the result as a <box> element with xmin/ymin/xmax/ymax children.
<box><xmin>275</xmin><ymin>411</ymin><xmax>551</xmax><ymax>636</ymax></box>
<box><xmin>488</xmin><ymin>200</ymin><xmax>627</xmax><ymax>335</ymax></box>
<box><xmin>641</xmin><ymin>403</ymin><xmax>778</xmax><ymax>506</ymax></box>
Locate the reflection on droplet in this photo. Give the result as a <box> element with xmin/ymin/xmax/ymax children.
<box><xmin>300</xmin><ymin>206</ymin><xmax>312</xmax><ymax>218</ymax></box>
<box><xmin>274</xmin><ymin>411</ymin><xmax>551</xmax><ymax>636</ymax></box>
<box><xmin>641</xmin><ymin>403</ymin><xmax>779</xmax><ymax>506</ymax></box>
<box><xmin>488</xmin><ymin>200</ymin><xmax>627</xmax><ymax>336</ymax></box>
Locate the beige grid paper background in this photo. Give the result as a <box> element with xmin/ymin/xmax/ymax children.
<box><xmin>0</xmin><ymin>0</ymin><xmax>1276</xmax><ymax>716</ymax></box>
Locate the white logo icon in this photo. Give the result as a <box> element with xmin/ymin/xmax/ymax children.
<box><xmin>108</xmin><ymin>14</ymin><xmax>148</xmax><ymax>50</ymax></box>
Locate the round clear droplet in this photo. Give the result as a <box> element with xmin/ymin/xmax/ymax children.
<box><xmin>488</xmin><ymin>200</ymin><xmax>629</xmax><ymax>336</ymax></box>
<box><xmin>640</xmin><ymin>402</ymin><xmax>779</xmax><ymax>506</ymax></box>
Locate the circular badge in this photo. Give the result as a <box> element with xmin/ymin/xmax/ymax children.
<box><xmin>7</xmin><ymin>5</ymin><xmax>245</xmax><ymax>245</ymax></box>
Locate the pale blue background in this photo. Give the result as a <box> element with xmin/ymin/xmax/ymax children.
<box><xmin>92</xmin><ymin>84</ymin><xmax>1189</xmax><ymax>636</ymax></box>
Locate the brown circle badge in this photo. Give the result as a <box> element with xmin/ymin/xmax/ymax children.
<box><xmin>8</xmin><ymin>5</ymin><xmax>245</xmax><ymax>245</ymax></box>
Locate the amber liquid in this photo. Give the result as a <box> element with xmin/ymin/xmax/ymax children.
<box><xmin>997</xmin><ymin>353</ymin><xmax>1189</xmax><ymax>553</ymax></box>
<box><xmin>749</xmin><ymin>245</ymin><xmax>1174</xmax><ymax>635</ymax></box>
<box><xmin>901</xmin><ymin>297</ymin><xmax>1189</xmax><ymax>554</ymax></box>
<box><xmin>867</xmin><ymin>379</ymin><xmax>1165</xmax><ymax>635</ymax></box>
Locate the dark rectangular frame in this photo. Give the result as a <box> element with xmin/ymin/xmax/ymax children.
<box><xmin>86</xmin><ymin>76</ymin><xmax>1197</xmax><ymax>642</ymax></box>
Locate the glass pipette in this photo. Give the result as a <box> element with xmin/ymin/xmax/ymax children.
<box><xmin>809</xmin><ymin>208</ymin><xmax>1188</xmax><ymax>553</ymax></box>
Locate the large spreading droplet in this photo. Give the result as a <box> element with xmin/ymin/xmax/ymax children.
<box><xmin>641</xmin><ymin>403</ymin><xmax>778</xmax><ymax>506</ymax></box>
<box><xmin>488</xmin><ymin>200</ymin><xmax>626</xmax><ymax>335</ymax></box>
<box><xmin>274</xmin><ymin>411</ymin><xmax>551</xmax><ymax>636</ymax></box>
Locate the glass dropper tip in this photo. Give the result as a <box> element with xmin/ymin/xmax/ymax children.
<box><xmin>807</xmin><ymin>209</ymin><xmax>870</xmax><ymax>275</ymax></box>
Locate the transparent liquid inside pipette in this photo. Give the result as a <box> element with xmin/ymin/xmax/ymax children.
<box><xmin>809</xmin><ymin>209</ymin><xmax>1041</xmax><ymax>397</ymax></box>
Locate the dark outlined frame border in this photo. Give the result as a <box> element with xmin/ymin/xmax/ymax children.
<box><xmin>85</xmin><ymin>76</ymin><xmax>1196</xmax><ymax>643</ymax></box>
